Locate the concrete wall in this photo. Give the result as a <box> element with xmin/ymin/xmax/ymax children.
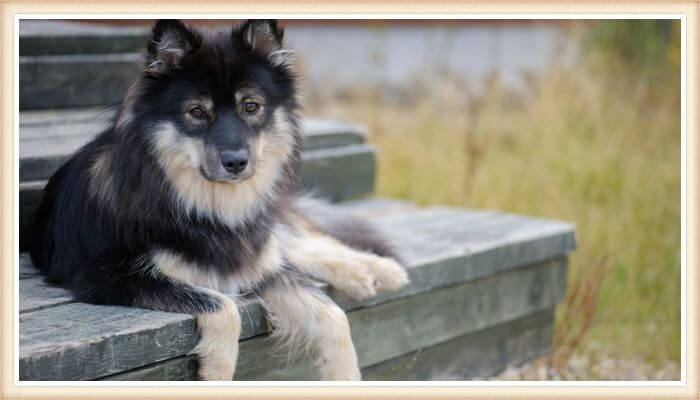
<box><xmin>283</xmin><ymin>23</ymin><xmax>578</xmax><ymax>96</ymax></box>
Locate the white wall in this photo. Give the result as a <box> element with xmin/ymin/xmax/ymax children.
<box><xmin>285</xmin><ymin>23</ymin><xmax>578</xmax><ymax>97</ymax></box>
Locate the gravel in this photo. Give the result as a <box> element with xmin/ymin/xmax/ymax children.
<box><xmin>483</xmin><ymin>356</ymin><xmax>680</xmax><ymax>381</ymax></box>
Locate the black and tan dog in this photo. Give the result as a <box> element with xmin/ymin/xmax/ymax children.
<box><xmin>30</xmin><ymin>19</ymin><xmax>408</xmax><ymax>380</ymax></box>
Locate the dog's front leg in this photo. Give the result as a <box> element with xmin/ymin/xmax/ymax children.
<box><xmin>193</xmin><ymin>289</ymin><xmax>242</xmax><ymax>380</ymax></box>
<box><xmin>259</xmin><ymin>274</ymin><xmax>361</xmax><ymax>380</ymax></box>
<box><xmin>150</xmin><ymin>252</ymin><xmax>241</xmax><ymax>380</ymax></box>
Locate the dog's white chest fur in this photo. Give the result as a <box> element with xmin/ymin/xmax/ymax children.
<box><xmin>151</xmin><ymin>230</ymin><xmax>285</xmax><ymax>294</ymax></box>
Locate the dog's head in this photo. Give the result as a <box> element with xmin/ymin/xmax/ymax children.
<box><xmin>118</xmin><ymin>19</ymin><xmax>299</xmax><ymax>185</ymax></box>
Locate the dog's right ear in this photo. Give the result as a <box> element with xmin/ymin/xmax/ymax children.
<box><xmin>238</xmin><ymin>20</ymin><xmax>294</xmax><ymax>68</ymax></box>
<box><xmin>144</xmin><ymin>20</ymin><xmax>201</xmax><ymax>75</ymax></box>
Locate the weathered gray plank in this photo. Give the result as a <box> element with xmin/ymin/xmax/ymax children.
<box><xmin>102</xmin><ymin>356</ymin><xmax>200</xmax><ymax>381</ymax></box>
<box><xmin>301</xmin><ymin>144</ymin><xmax>376</xmax><ymax>202</ymax></box>
<box><xmin>100</xmin><ymin>261</ymin><xmax>562</xmax><ymax>381</ymax></box>
<box><xmin>20</xmin><ymin>305</ymin><xmax>196</xmax><ymax>380</ymax></box>
<box><xmin>19</xmin><ymin>278</ymin><xmax>73</xmax><ymax>313</ymax></box>
<box><xmin>19</xmin><ymin>111</ymin><xmax>369</xmax><ymax>181</ymax></box>
<box><xmin>302</xmin><ymin>119</ymin><xmax>368</xmax><ymax>151</ymax></box>
<box><xmin>351</xmin><ymin>258</ymin><xmax>564</xmax><ymax>368</ymax></box>
<box><xmin>19</xmin><ymin>295</ymin><xmax>266</xmax><ymax>381</ymax></box>
<box><xmin>335</xmin><ymin>197</ymin><xmax>416</xmax><ymax>215</ymax></box>
<box><xmin>20</xmin><ymin>20</ymin><xmax>150</xmax><ymax>56</ymax></box>
<box><xmin>19</xmin><ymin>107</ymin><xmax>112</xmax><ymax>127</ymax></box>
<box><xmin>18</xmin><ymin>144</ymin><xmax>377</xmax><ymax>251</ymax></box>
<box><xmin>362</xmin><ymin>308</ymin><xmax>554</xmax><ymax>380</ymax></box>
<box><xmin>20</xmin><ymin>53</ymin><xmax>141</xmax><ymax>110</ymax></box>
<box><xmin>19</xmin><ymin>253</ymin><xmax>40</xmax><ymax>279</ymax></box>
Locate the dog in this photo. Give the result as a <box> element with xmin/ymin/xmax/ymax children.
<box><xmin>29</xmin><ymin>19</ymin><xmax>409</xmax><ymax>381</ymax></box>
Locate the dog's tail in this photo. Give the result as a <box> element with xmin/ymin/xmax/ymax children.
<box><xmin>290</xmin><ymin>195</ymin><xmax>402</xmax><ymax>263</ymax></box>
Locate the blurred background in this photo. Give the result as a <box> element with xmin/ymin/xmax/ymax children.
<box><xmin>295</xmin><ymin>19</ymin><xmax>682</xmax><ymax>380</ymax></box>
<box><xmin>23</xmin><ymin>18</ymin><xmax>682</xmax><ymax>380</ymax></box>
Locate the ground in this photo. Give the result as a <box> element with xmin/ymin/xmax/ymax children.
<box><xmin>489</xmin><ymin>354</ymin><xmax>680</xmax><ymax>381</ymax></box>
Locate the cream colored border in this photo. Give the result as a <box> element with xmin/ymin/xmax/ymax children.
<box><xmin>1</xmin><ymin>2</ymin><xmax>697</xmax><ymax>399</ymax></box>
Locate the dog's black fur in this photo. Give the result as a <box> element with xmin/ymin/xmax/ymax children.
<box><xmin>30</xmin><ymin>19</ymin><xmax>404</xmax><ymax>380</ymax></box>
<box><xmin>31</xmin><ymin>20</ymin><xmax>304</xmax><ymax>313</ymax></box>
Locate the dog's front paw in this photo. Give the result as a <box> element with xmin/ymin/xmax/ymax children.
<box><xmin>367</xmin><ymin>256</ymin><xmax>410</xmax><ymax>293</ymax></box>
<box><xmin>337</xmin><ymin>262</ymin><xmax>378</xmax><ymax>299</ymax></box>
<box><xmin>336</xmin><ymin>256</ymin><xmax>409</xmax><ymax>300</ymax></box>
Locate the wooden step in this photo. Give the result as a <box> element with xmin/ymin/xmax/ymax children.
<box><xmin>19</xmin><ymin>199</ymin><xmax>576</xmax><ymax>380</ymax></box>
<box><xmin>18</xmin><ymin>111</ymin><xmax>377</xmax><ymax>251</ymax></box>
<box><xmin>19</xmin><ymin>21</ymin><xmax>151</xmax><ymax>109</ymax></box>
<box><xmin>20</xmin><ymin>20</ymin><xmax>150</xmax><ymax>56</ymax></box>
<box><xmin>361</xmin><ymin>308</ymin><xmax>555</xmax><ymax>381</ymax></box>
<box><xmin>20</xmin><ymin>53</ymin><xmax>140</xmax><ymax>110</ymax></box>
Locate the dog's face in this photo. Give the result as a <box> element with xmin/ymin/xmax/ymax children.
<box><xmin>122</xmin><ymin>20</ymin><xmax>298</xmax><ymax>184</ymax></box>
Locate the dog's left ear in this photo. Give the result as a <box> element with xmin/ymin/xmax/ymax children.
<box><xmin>239</xmin><ymin>20</ymin><xmax>293</xmax><ymax>67</ymax></box>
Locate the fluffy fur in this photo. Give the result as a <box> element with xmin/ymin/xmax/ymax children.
<box><xmin>30</xmin><ymin>19</ymin><xmax>408</xmax><ymax>381</ymax></box>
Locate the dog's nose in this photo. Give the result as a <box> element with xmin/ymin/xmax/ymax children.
<box><xmin>220</xmin><ymin>149</ymin><xmax>249</xmax><ymax>175</ymax></box>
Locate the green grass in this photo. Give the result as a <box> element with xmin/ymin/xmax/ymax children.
<box><xmin>306</xmin><ymin>21</ymin><xmax>681</xmax><ymax>375</ymax></box>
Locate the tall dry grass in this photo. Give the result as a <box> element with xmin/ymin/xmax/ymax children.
<box><xmin>305</xmin><ymin>21</ymin><xmax>681</xmax><ymax>376</ymax></box>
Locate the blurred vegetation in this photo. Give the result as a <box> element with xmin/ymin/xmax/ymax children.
<box><xmin>307</xmin><ymin>20</ymin><xmax>681</xmax><ymax>378</ymax></box>
<box><xmin>584</xmin><ymin>19</ymin><xmax>680</xmax><ymax>84</ymax></box>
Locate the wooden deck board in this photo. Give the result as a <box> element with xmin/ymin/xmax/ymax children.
<box><xmin>20</xmin><ymin>53</ymin><xmax>140</xmax><ymax>109</ymax></box>
<box><xmin>21</xmin><ymin>259</ymin><xmax>565</xmax><ymax>380</ymax></box>
<box><xmin>20</xmin><ymin>20</ymin><xmax>149</xmax><ymax>56</ymax></box>
<box><xmin>361</xmin><ymin>308</ymin><xmax>554</xmax><ymax>381</ymax></box>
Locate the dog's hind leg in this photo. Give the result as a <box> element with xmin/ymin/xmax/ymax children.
<box><xmin>283</xmin><ymin>230</ymin><xmax>409</xmax><ymax>300</ymax></box>
<box><xmin>257</xmin><ymin>270</ymin><xmax>361</xmax><ymax>380</ymax></box>
<box><xmin>74</xmin><ymin>251</ymin><xmax>241</xmax><ymax>380</ymax></box>
<box><xmin>283</xmin><ymin>204</ymin><xmax>409</xmax><ymax>300</ymax></box>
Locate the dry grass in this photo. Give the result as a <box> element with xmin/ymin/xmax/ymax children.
<box><xmin>305</xmin><ymin>35</ymin><xmax>681</xmax><ymax>375</ymax></box>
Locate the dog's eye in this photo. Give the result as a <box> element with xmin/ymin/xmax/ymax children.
<box><xmin>243</xmin><ymin>102</ymin><xmax>259</xmax><ymax>114</ymax></box>
<box><xmin>189</xmin><ymin>107</ymin><xmax>207</xmax><ymax>120</ymax></box>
